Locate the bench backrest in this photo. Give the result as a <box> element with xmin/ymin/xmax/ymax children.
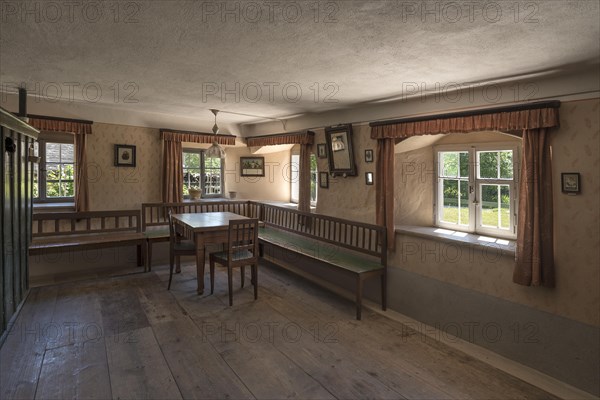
<box><xmin>32</xmin><ymin>210</ymin><xmax>141</xmax><ymax>237</ymax></box>
<box><xmin>141</xmin><ymin>201</ymin><xmax>259</xmax><ymax>230</ymax></box>
<box><xmin>257</xmin><ymin>203</ymin><xmax>387</xmax><ymax>266</ymax></box>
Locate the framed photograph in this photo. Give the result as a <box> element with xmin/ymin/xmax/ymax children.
<box><xmin>561</xmin><ymin>172</ymin><xmax>580</xmax><ymax>194</ymax></box>
<box><xmin>365</xmin><ymin>172</ymin><xmax>374</xmax><ymax>185</ymax></box>
<box><xmin>240</xmin><ymin>157</ymin><xmax>265</xmax><ymax>177</ymax></box>
<box><xmin>317</xmin><ymin>143</ymin><xmax>327</xmax><ymax>159</ymax></box>
<box><xmin>319</xmin><ymin>171</ymin><xmax>329</xmax><ymax>188</ymax></box>
<box><xmin>325</xmin><ymin>124</ymin><xmax>357</xmax><ymax>177</ymax></box>
<box><xmin>365</xmin><ymin>149</ymin><xmax>374</xmax><ymax>163</ymax></box>
<box><xmin>114</xmin><ymin>144</ymin><xmax>136</xmax><ymax>167</ymax></box>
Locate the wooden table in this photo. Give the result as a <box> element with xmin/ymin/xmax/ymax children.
<box><xmin>171</xmin><ymin>212</ymin><xmax>252</xmax><ymax>294</ymax></box>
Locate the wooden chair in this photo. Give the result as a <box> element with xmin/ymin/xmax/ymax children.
<box><xmin>167</xmin><ymin>211</ymin><xmax>196</xmax><ymax>290</ymax></box>
<box><xmin>209</xmin><ymin>219</ymin><xmax>259</xmax><ymax>306</ymax></box>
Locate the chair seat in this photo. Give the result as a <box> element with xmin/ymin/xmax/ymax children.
<box><xmin>211</xmin><ymin>249</ymin><xmax>255</xmax><ymax>262</ymax></box>
<box><xmin>173</xmin><ymin>240</ymin><xmax>196</xmax><ymax>252</ymax></box>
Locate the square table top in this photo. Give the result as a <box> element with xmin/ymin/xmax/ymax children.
<box><xmin>171</xmin><ymin>212</ymin><xmax>251</xmax><ymax>232</ymax></box>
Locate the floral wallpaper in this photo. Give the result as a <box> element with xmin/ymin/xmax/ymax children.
<box><xmin>87</xmin><ymin>122</ymin><xmax>162</xmax><ymax>211</ymax></box>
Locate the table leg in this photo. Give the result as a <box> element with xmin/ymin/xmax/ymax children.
<box><xmin>195</xmin><ymin>234</ymin><xmax>206</xmax><ymax>294</ymax></box>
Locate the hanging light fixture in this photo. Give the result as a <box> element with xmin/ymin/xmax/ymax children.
<box><xmin>206</xmin><ymin>109</ymin><xmax>225</xmax><ymax>159</ymax></box>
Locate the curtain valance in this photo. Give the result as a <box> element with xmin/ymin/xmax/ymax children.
<box><xmin>246</xmin><ymin>131</ymin><xmax>315</xmax><ymax>147</ymax></box>
<box><xmin>28</xmin><ymin>115</ymin><xmax>93</xmax><ymax>135</ymax></box>
<box><xmin>370</xmin><ymin>101</ymin><xmax>560</xmax><ymax>139</ymax></box>
<box><xmin>160</xmin><ymin>129</ymin><xmax>236</xmax><ymax>145</ymax></box>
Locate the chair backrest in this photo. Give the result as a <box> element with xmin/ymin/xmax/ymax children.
<box><xmin>227</xmin><ymin>219</ymin><xmax>259</xmax><ymax>258</ymax></box>
<box><xmin>168</xmin><ymin>210</ymin><xmax>177</xmax><ymax>248</ymax></box>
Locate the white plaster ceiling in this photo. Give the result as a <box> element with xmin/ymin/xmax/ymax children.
<box><xmin>1</xmin><ymin>1</ymin><xmax>598</xmax><ymax>135</ymax></box>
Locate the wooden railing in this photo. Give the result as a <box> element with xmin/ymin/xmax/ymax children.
<box><xmin>258</xmin><ymin>203</ymin><xmax>386</xmax><ymax>262</ymax></box>
<box><xmin>32</xmin><ymin>210</ymin><xmax>142</xmax><ymax>237</ymax></box>
<box><xmin>142</xmin><ymin>200</ymin><xmax>259</xmax><ymax>230</ymax></box>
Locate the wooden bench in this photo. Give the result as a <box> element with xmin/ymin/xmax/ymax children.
<box><xmin>141</xmin><ymin>200</ymin><xmax>259</xmax><ymax>269</ymax></box>
<box><xmin>30</xmin><ymin>210</ymin><xmax>147</xmax><ymax>270</ymax></box>
<box><xmin>255</xmin><ymin>203</ymin><xmax>387</xmax><ymax>320</ymax></box>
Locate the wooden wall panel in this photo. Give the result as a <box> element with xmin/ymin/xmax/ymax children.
<box><xmin>1</xmin><ymin>109</ymin><xmax>38</xmax><ymax>344</ymax></box>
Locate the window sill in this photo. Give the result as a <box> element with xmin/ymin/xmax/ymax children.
<box><xmin>33</xmin><ymin>202</ymin><xmax>75</xmax><ymax>212</ymax></box>
<box><xmin>395</xmin><ymin>225</ymin><xmax>516</xmax><ymax>257</ymax></box>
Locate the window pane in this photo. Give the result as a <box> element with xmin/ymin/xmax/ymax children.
<box><xmin>481</xmin><ymin>184</ymin><xmax>510</xmax><ymax>229</ymax></box>
<box><xmin>183</xmin><ymin>152</ymin><xmax>200</xmax><ymax>168</ymax></box>
<box><xmin>441</xmin><ymin>179</ymin><xmax>469</xmax><ymax>226</ymax></box>
<box><xmin>479</xmin><ymin>152</ymin><xmax>498</xmax><ymax>179</ymax></box>
<box><xmin>45</xmin><ymin>143</ymin><xmax>61</xmax><ymax>162</ymax></box>
<box><xmin>33</xmin><ymin>163</ymin><xmax>39</xmax><ymax>198</ymax></box>
<box><xmin>61</xmin><ymin>164</ymin><xmax>75</xmax><ymax>180</ymax></box>
<box><xmin>46</xmin><ymin>164</ymin><xmax>60</xmax><ymax>180</ymax></box>
<box><xmin>61</xmin><ymin>144</ymin><xmax>74</xmax><ymax>163</ymax></box>
<box><xmin>441</xmin><ymin>179</ymin><xmax>458</xmax><ymax>224</ymax></box>
<box><xmin>46</xmin><ymin>182</ymin><xmax>61</xmax><ymax>197</ymax></box>
<box><xmin>204</xmin><ymin>170</ymin><xmax>221</xmax><ymax>195</ymax></box>
<box><xmin>459</xmin><ymin>152</ymin><xmax>469</xmax><ymax>178</ymax></box>
<box><xmin>499</xmin><ymin>150</ymin><xmax>513</xmax><ymax>179</ymax></box>
<box><xmin>61</xmin><ymin>181</ymin><xmax>74</xmax><ymax>197</ymax></box>
<box><xmin>500</xmin><ymin>185</ymin><xmax>511</xmax><ymax>229</ymax></box>
<box><xmin>459</xmin><ymin>180</ymin><xmax>469</xmax><ymax>226</ymax></box>
<box><xmin>440</xmin><ymin>152</ymin><xmax>458</xmax><ymax>177</ymax></box>
<box><xmin>205</xmin><ymin>157</ymin><xmax>221</xmax><ymax>170</ymax></box>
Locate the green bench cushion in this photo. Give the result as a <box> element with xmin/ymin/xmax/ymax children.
<box><xmin>258</xmin><ymin>226</ymin><xmax>383</xmax><ymax>274</ymax></box>
<box><xmin>144</xmin><ymin>228</ymin><xmax>170</xmax><ymax>240</ymax></box>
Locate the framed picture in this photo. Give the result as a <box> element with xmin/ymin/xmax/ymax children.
<box><xmin>240</xmin><ymin>157</ymin><xmax>265</xmax><ymax>177</ymax></box>
<box><xmin>319</xmin><ymin>171</ymin><xmax>329</xmax><ymax>188</ymax></box>
<box><xmin>365</xmin><ymin>172</ymin><xmax>374</xmax><ymax>185</ymax></box>
<box><xmin>317</xmin><ymin>143</ymin><xmax>327</xmax><ymax>159</ymax></box>
<box><xmin>325</xmin><ymin>124</ymin><xmax>357</xmax><ymax>177</ymax></box>
<box><xmin>561</xmin><ymin>172</ymin><xmax>580</xmax><ymax>194</ymax></box>
<box><xmin>365</xmin><ymin>149</ymin><xmax>373</xmax><ymax>163</ymax></box>
<box><xmin>114</xmin><ymin>144</ymin><xmax>136</xmax><ymax>167</ymax></box>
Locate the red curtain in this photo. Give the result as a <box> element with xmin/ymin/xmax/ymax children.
<box><xmin>74</xmin><ymin>133</ymin><xmax>89</xmax><ymax>211</ymax></box>
<box><xmin>513</xmin><ymin>128</ymin><xmax>555</xmax><ymax>287</ymax></box>
<box><xmin>162</xmin><ymin>140</ymin><xmax>183</xmax><ymax>203</ymax></box>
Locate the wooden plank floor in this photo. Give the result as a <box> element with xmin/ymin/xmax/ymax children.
<box><xmin>0</xmin><ymin>261</ymin><xmax>558</xmax><ymax>400</ymax></box>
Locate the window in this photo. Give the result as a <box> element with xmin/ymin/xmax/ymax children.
<box><xmin>33</xmin><ymin>140</ymin><xmax>75</xmax><ymax>202</ymax></box>
<box><xmin>290</xmin><ymin>153</ymin><xmax>318</xmax><ymax>205</ymax></box>
<box><xmin>436</xmin><ymin>144</ymin><xmax>518</xmax><ymax>239</ymax></box>
<box><xmin>182</xmin><ymin>149</ymin><xmax>223</xmax><ymax>197</ymax></box>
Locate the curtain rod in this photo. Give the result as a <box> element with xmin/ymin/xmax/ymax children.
<box><xmin>368</xmin><ymin>100</ymin><xmax>561</xmax><ymax>128</ymax></box>
<box><xmin>26</xmin><ymin>113</ymin><xmax>93</xmax><ymax>125</ymax></box>
<box><xmin>247</xmin><ymin>130</ymin><xmax>315</xmax><ymax>140</ymax></box>
<box><xmin>159</xmin><ymin>128</ymin><xmax>236</xmax><ymax>137</ymax></box>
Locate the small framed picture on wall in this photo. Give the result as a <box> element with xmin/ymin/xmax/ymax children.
<box><xmin>114</xmin><ymin>144</ymin><xmax>136</xmax><ymax>167</ymax></box>
<box><xmin>319</xmin><ymin>172</ymin><xmax>329</xmax><ymax>188</ymax></box>
<box><xmin>561</xmin><ymin>172</ymin><xmax>581</xmax><ymax>194</ymax></box>
<box><xmin>365</xmin><ymin>149</ymin><xmax>374</xmax><ymax>163</ymax></box>
<box><xmin>365</xmin><ymin>172</ymin><xmax>374</xmax><ymax>185</ymax></box>
<box><xmin>240</xmin><ymin>157</ymin><xmax>265</xmax><ymax>177</ymax></box>
<box><xmin>317</xmin><ymin>144</ymin><xmax>327</xmax><ymax>159</ymax></box>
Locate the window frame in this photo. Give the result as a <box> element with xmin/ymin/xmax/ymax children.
<box><xmin>34</xmin><ymin>137</ymin><xmax>76</xmax><ymax>203</ymax></box>
<box><xmin>182</xmin><ymin>148</ymin><xmax>224</xmax><ymax>199</ymax></box>
<box><xmin>434</xmin><ymin>142</ymin><xmax>519</xmax><ymax>240</ymax></box>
